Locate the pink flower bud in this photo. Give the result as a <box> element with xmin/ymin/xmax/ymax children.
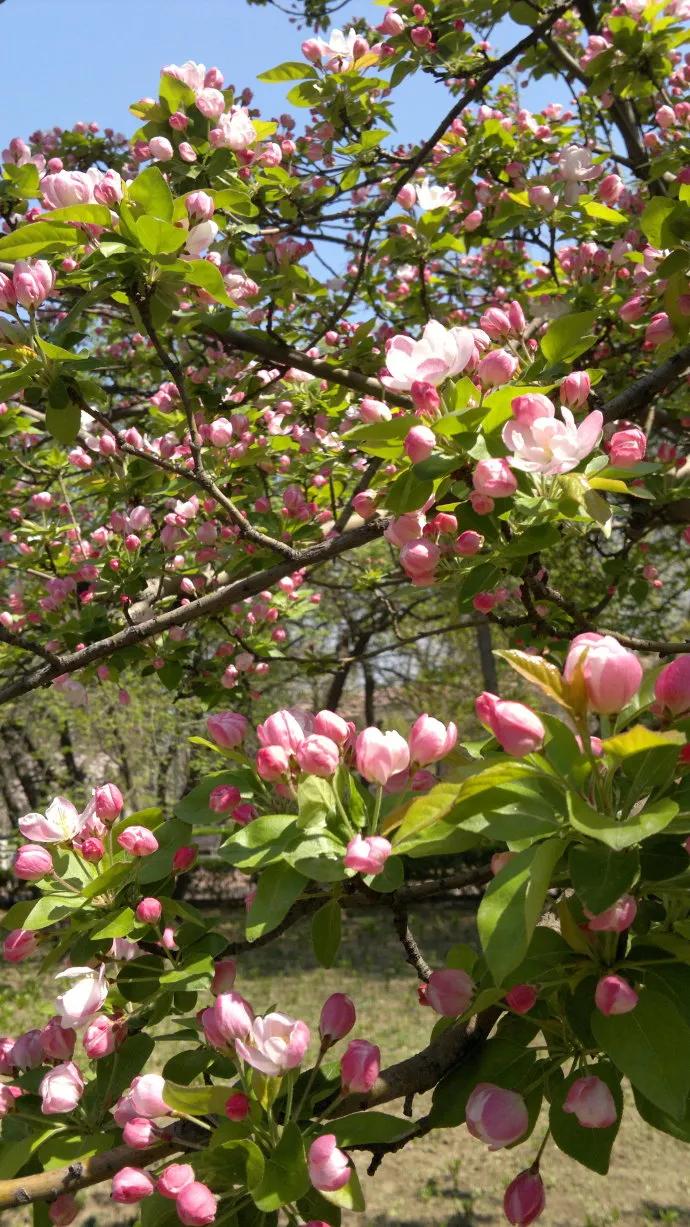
<box><xmin>396</xmin><ymin>183</ymin><xmax>416</xmax><ymax>208</ymax></box>
<box><xmin>12</xmin><ymin>259</ymin><xmax>55</xmax><ymax>308</ymax></box>
<box><xmin>80</xmin><ymin>838</ymin><xmax>105</xmax><ymax>863</ymax></box>
<box><xmin>399</xmin><ymin>538</ymin><xmax>440</xmax><ymax>585</ymax></box>
<box><xmin>40</xmin><ymin>1062</ymin><xmax>85</xmax><ymax>1114</ymax></box>
<box><xmin>504</xmin><ymin>984</ymin><xmax>538</xmax><ymax>1014</ymax></box>
<box><xmin>256</xmin><ymin>744</ymin><xmax>291</xmax><ymax>781</ymax></box>
<box><xmin>507</xmin><ymin>301</ymin><xmax>526</xmax><ymax>332</ymax></box>
<box><xmin>13</xmin><ymin>1029</ymin><xmax>44</xmax><ymax>1070</ymax></box>
<box><xmin>123</xmin><ymin>1117</ymin><xmax>157</xmax><ymax>1148</ymax></box>
<box><xmin>559</xmin><ymin>371</ymin><xmax>591</xmax><ymax>408</ymax></box>
<box><xmin>48</xmin><ymin>1194</ymin><xmax>79</xmax><ymax>1225</ymax></box>
<box><xmin>455</xmin><ymin>530</ymin><xmax>484</xmax><ymax>556</ymax></box>
<box><xmin>645</xmin><ymin>312</ymin><xmax>673</xmax><ymax>347</ymax></box>
<box><xmin>598</xmin><ymin>173</ymin><xmax>623</xmax><ymax>205</ymax></box>
<box><xmin>585</xmin><ymin>895</ymin><xmax>637</xmax><ymax>932</ymax></box>
<box><xmin>404</xmin><ymin>425</ymin><xmax>435</xmax><ymax>463</ymax></box>
<box><xmin>528</xmin><ymin>185</ymin><xmax>556</xmax><ymax>213</ymax></box>
<box><xmin>117</xmin><ymin>826</ymin><xmax>159</xmax><ymax>856</ymax></box>
<box><xmin>176</xmin><ymin>1181</ymin><xmax>218</xmax><ymax>1226</ymax></box>
<box><xmin>41</xmin><ymin>1017</ymin><xmax>76</xmax><ymax>1061</ymax></box>
<box><xmin>225</xmin><ymin>1092</ymin><xmax>250</xmax><ymax>1121</ymax></box>
<box><xmin>172</xmin><ymin>844</ymin><xmax>198</xmax><ymax>872</ymax></box>
<box><xmin>111</xmin><ymin>1167</ymin><xmax>155</xmax><ymax>1204</ymax></box>
<box><xmin>207</xmin><ymin>710</ymin><xmax>249</xmax><ymax>748</ymax></box>
<box><xmin>186</xmin><ymin>191</ymin><xmax>215</xmax><ymax>221</ymax></box>
<box><xmin>410</xmin><ymin>381</ymin><xmax>441</xmax><ymax>415</ymax></box>
<box><xmin>595</xmin><ymin>974</ymin><xmax>638</xmax><ymax>1015</ymax></box>
<box><xmin>130</xmin><ymin>1073</ymin><xmax>169</xmax><ymax>1118</ymax></box>
<box><xmin>308</xmin><ymin>1135</ymin><xmax>350</xmax><ymax>1192</ymax></box>
<box><xmin>355</xmin><ymin>727</ymin><xmax>409</xmax><ymax>784</ymax></box>
<box><xmin>4</xmin><ymin>929</ymin><xmax>37</xmax><ymax>963</ymax></box>
<box><xmin>359</xmin><ymin>396</ymin><xmax>392</xmax><ymax>423</ymax></box>
<box><xmin>473</xmin><ymin>458</ymin><xmax>517</xmax><ymax>498</ymax></box>
<box><xmin>135</xmin><ymin>897</ymin><xmax>162</xmax><ymax>924</ymax></box>
<box><xmin>491</xmin><ymin>851</ymin><xmax>515</xmax><ymax>876</ymax></box>
<box><xmin>608</xmin><ymin>427</ymin><xmax>646</xmax><ymax>466</ymax></box>
<box><xmin>209</xmin><ymin>785</ymin><xmax>241</xmax><ymax>814</ymax></box>
<box><xmin>408</xmin><ymin>714</ymin><xmax>457</xmax><ymax>765</ymax></box>
<box><xmin>344</xmin><ymin>834</ymin><xmax>392</xmax><ymax>876</ymax></box>
<box><xmin>214</xmin><ymin>992</ymin><xmax>254</xmax><ymax>1043</ymax></box>
<box><xmin>295</xmin><ymin>733</ymin><xmax>340</xmax><ymax>777</ymax></box>
<box><xmin>655</xmin><ymin>655</ymin><xmax>690</xmax><ymax>716</ymax></box>
<box><xmin>157</xmin><ymin>1163</ymin><xmax>196</xmax><ymax>1199</ymax></box>
<box><xmin>475</xmin><ymin>692</ymin><xmax>545</xmax><ymax>756</ymax></box>
<box><xmin>503</xmin><ymin>1170</ymin><xmax>546</xmax><ymax>1225</ymax></box>
<box><xmin>319</xmin><ymin>993</ymin><xmax>356</xmax><ymax>1045</ymax></box>
<box><xmin>340</xmin><ymin>1038</ymin><xmax>380</xmax><ymax>1093</ymax></box>
<box><xmin>425</xmin><ymin>968</ymin><xmax>474</xmax><ymax>1016</ymax></box>
<box><xmin>313</xmin><ymin>710</ymin><xmax>351</xmax><ymax>745</ymax></box>
<box><xmin>466</xmin><ymin>1083</ymin><xmax>529</xmax><ymax>1149</ymax></box>
<box><xmin>149</xmin><ymin>136</ymin><xmax>174</xmax><ymax>162</ymax></box>
<box><xmin>480</xmin><ymin>308</ymin><xmax>512</xmax><ymax>339</ymax></box>
<box><xmin>211</xmin><ymin>959</ymin><xmax>237</xmax><ymax>995</ymax></box>
<box><xmin>352</xmin><ymin>490</ymin><xmax>377</xmax><ymax>520</ymax></box>
<box><xmin>563</xmin><ymin>1075</ymin><xmax>617</xmax><ymax>1128</ymax></box>
<box><xmin>14</xmin><ymin>844</ymin><xmax>53</xmax><ymax>880</ymax></box>
<box><xmin>476</xmin><ymin>349</ymin><xmax>519</xmax><ymax>388</ymax></box>
<box><xmin>568</xmin><ymin>634</ymin><xmax>642</xmax><ymax>714</ymax></box>
<box><xmin>94</xmin><ymin>783</ymin><xmax>124</xmax><ymax>820</ymax></box>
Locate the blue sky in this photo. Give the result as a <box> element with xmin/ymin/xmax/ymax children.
<box><xmin>0</xmin><ymin>0</ymin><xmax>443</xmax><ymax>147</ymax></box>
<box><xmin>0</xmin><ymin>0</ymin><xmax>557</xmax><ymax>153</ymax></box>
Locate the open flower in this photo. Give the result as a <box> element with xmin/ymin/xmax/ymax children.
<box><xmin>502</xmin><ymin>401</ymin><xmax>602</xmax><ymax>476</ymax></box>
<box><xmin>19</xmin><ymin>796</ymin><xmax>82</xmax><ymax>843</ymax></box>
<box><xmin>55</xmin><ymin>965</ymin><xmax>108</xmax><ymax>1029</ymax></box>
<box><xmin>235</xmin><ymin>1012</ymin><xmax>310</xmax><ymax>1076</ymax></box>
<box><xmin>382</xmin><ymin>320</ymin><xmax>474</xmax><ymax>391</ymax></box>
<box><xmin>416</xmin><ymin>178</ymin><xmax>456</xmax><ymax>210</ymax></box>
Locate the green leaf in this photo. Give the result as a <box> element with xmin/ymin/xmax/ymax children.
<box><xmin>640</xmin><ymin>197</ymin><xmax>681</xmax><ymax>248</ymax></box>
<box><xmin>95</xmin><ymin>1033</ymin><xmax>155</xmax><ymax>1109</ymax></box>
<box><xmin>1</xmin><ymin>893</ymin><xmax>84</xmax><ymax>932</ymax></box>
<box><xmin>602</xmin><ymin>726</ymin><xmax>685</xmax><ymax>757</ymax></box>
<box><xmin>251</xmin><ymin>1122</ymin><xmax>310</xmax><ymax>1211</ymax></box>
<box><xmin>220</xmin><ymin>815</ymin><xmax>299</xmax><ymax>869</ymax></box>
<box><xmin>331</xmin><ymin>1112</ymin><xmax>415</xmax><ymax>1146</ymax></box>
<box><xmin>385</xmin><ymin>467</ymin><xmax>434</xmax><ymax>515</ymax></box>
<box><xmin>540</xmin><ymin>311</ymin><xmax>597</xmax><ymax>365</ymax></box>
<box><xmin>45</xmin><ymin>401</ymin><xmax>81</xmax><ymax>445</ymax></box>
<box><xmin>163</xmin><ymin>1081</ymin><xmax>234</xmax><ymax>1115</ymax></box>
<box><xmin>0</xmin><ymin>221</ymin><xmax>85</xmax><ymax>259</ymax></box>
<box><xmin>127</xmin><ymin>166</ymin><xmax>174</xmax><ymax>220</ymax></box>
<box><xmin>494</xmin><ymin>649</ymin><xmax>570</xmax><ymax>709</ymax></box>
<box><xmin>90</xmin><ymin>907</ymin><xmax>136</xmax><ymax>939</ymax></box>
<box><xmin>40</xmin><ymin>203</ymin><xmax>112</xmax><ymax>226</ymax></box>
<box><xmin>0</xmin><ymin>1129</ymin><xmax>57</xmax><ymax>1178</ymax></box>
<box><xmin>182</xmin><ymin>259</ymin><xmax>235</xmax><ymax>307</ymax></box>
<box><xmin>633</xmin><ymin>1086</ymin><xmax>690</xmax><ymax>1143</ymax></box>
<box><xmin>549</xmin><ymin>1061</ymin><xmax>623</xmax><ymax>1174</ymax></box>
<box><xmin>567</xmin><ymin>793</ymin><xmax>678</xmax><ymax>851</ymax></box>
<box><xmin>582</xmin><ymin>200</ymin><xmax>626</xmax><ymax>225</ymax></box>
<box><xmin>568</xmin><ymin>844</ymin><xmax>639</xmax><ymax>913</ymax></box>
<box><xmin>258</xmin><ymin>62</ymin><xmax>318</xmax><ymax>82</ymax></box>
<box><xmin>297</xmin><ymin>775</ymin><xmax>337</xmax><ymax>828</ymax></box>
<box><xmin>246</xmin><ymin>863</ymin><xmax>304</xmax><ymax>941</ymax></box>
<box><xmin>0</xmin><ymin>362</ymin><xmax>40</xmax><ymax>399</ymax></box>
<box><xmin>311</xmin><ymin>899</ymin><xmax>342</xmax><ymax>968</ymax></box>
<box><xmin>117</xmin><ymin>955</ymin><xmax>164</xmax><ymax>1002</ymax></box>
<box><xmin>391</xmin><ymin>781</ymin><xmax>464</xmax><ymax>849</ymax></box>
<box><xmin>135</xmin><ymin>216</ymin><xmax>186</xmax><ymax>255</ymax></box>
<box><xmin>478</xmin><ymin>838</ymin><xmax>565</xmax><ymax>984</ymax></box>
<box><xmin>592</xmin><ymin>989</ymin><xmax>690</xmax><ymax>1118</ymax></box>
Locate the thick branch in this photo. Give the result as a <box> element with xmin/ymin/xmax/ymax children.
<box><xmin>602</xmin><ymin>343</ymin><xmax>690</xmax><ymax>422</ymax></box>
<box><xmin>0</xmin><ymin>1141</ymin><xmax>174</xmax><ymax>1210</ymax></box>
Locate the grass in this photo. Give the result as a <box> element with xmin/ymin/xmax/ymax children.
<box><xmin>3</xmin><ymin>903</ymin><xmax>690</xmax><ymax>1226</ymax></box>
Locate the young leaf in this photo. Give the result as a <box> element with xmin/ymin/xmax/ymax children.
<box><xmin>478</xmin><ymin>838</ymin><xmax>565</xmax><ymax>983</ymax></box>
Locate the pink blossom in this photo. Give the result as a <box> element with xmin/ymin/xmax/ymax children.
<box><xmin>503</xmin><ymin>1170</ymin><xmax>546</xmax><ymax>1225</ymax></box>
<box><xmin>111</xmin><ymin>1167</ymin><xmax>155</xmax><ymax>1204</ymax></box>
<box><xmin>425</xmin><ymin>968</ymin><xmax>474</xmax><ymax>1016</ymax></box>
<box><xmin>563</xmin><ymin>1076</ymin><xmax>617</xmax><ymax>1127</ymax></box>
<box><xmin>655</xmin><ymin>655</ymin><xmax>690</xmax><ymax>716</ymax></box>
<box><xmin>158</xmin><ymin>1163</ymin><xmax>196</xmax><ymax>1200</ymax></box>
<box><xmin>176</xmin><ymin>1181</ymin><xmax>218</xmax><ymax>1226</ymax></box>
<box><xmin>117</xmin><ymin>826</ymin><xmax>159</xmax><ymax>856</ymax></box>
<box><xmin>502</xmin><ymin>401</ymin><xmax>603</xmax><ymax>476</ymax></box>
<box><xmin>382</xmin><ymin>320</ymin><xmax>474</xmax><ymax>391</ymax></box>
<box><xmin>344</xmin><ymin>834</ymin><xmax>392</xmax><ymax>875</ymax></box>
<box><xmin>19</xmin><ymin>797</ymin><xmax>82</xmax><ymax>842</ymax></box>
<box><xmin>340</xmin><ymin>1038</ymin><xmax>380</xmax><ymax>1092</ymax></box>
<box><xmin>55</xmin><ymin>965</ymin><xmax>107</xmax><ymax>1028</ymax></box>
<box><xmin>595</xmin><ymin>974</ymin><xmax>638</xmax><ymax>1015</ymax></box>
<box><xmin>320</xmin><ymin>993</ymin><xmax>356</xmax><ymax>1045</ymax></box>
<box><xmin>235</xmin><ymin>1012</ymin><xmax>310</xmax><ymax>1075</ymax></box>
<box><xmin>475</xmin><ymin>692</ymin><xmax>545</xmax><ymax>756</ymax></box>
<box><xmin>408</xmin><ymin>714</ymin><xmax>457</xmax><ymax>765</ymax></box>
<box><xmin>473</xmin><ymin>458</ymin><xmax>517</xmax><ymax>498</ymax></box>
<box><xmin>308</xmin><ymin>1135</ymin><xmax>350</xmax><ymax>1192</ymax></box>
<box><xmin>466</xmin><ymin>1083</ymin><xmax>528</xmax><ymax>1149</ymax></box>
<box><xmin>295</xmin><ymin>734</ymin><xmax>340</xmax><ymax>776</ymax></box>
<box><xmin>355</xmin><ymin>727</ymin><xmax>410</xmax><ymax>784</ymax></box>
<box><xmin>40</xmin><ymin>1062</ymin><xmax>85</xmax><ymax>1114</ymax></box>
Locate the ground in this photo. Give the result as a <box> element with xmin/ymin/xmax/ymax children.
<box><xmin>1</xmin><ymin>903</ymin><xmax>689</xmax><ymax>1227</ymax></box>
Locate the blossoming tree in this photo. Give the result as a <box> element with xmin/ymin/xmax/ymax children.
<box><xmin>1</xmin><ymin>0</ymin><xmax>690</xmax><ymax>1222</ymax></box>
